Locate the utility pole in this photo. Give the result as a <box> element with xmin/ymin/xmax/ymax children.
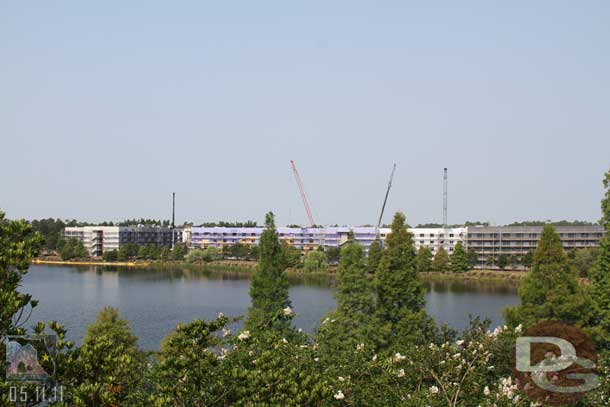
<box><xmin>443</xmin><ymin>168</ymin><xmax>448</xmax><ymax>228</ymax></box>
<box><xmin>171</xmin><ymin>192</ymin><xmax>176</xmax><ymax>248</ymax></box>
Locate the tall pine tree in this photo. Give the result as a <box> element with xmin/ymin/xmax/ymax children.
<box><xmin>416</xmin><ymin>246</ymin><xmax>433</xmax><ymax>273</ymax></box>
<box><xmin>375</xmin><ymin>213</ymin><xmax>432</xmax><ymax>348</ymax></box>
<box><xmin>317</xmin><ymin>241</ymin><xmax>380</xmax><ymax>362</ymax></box>
<box><xmin>589</xmin><ymin>171</ymin><xmax>610</xmax><ymax>346</ymax></box>
<box><xmin>504</xmin><ymin>225</ymin><xmax>593</xmax><ymax>329</ymax></box>
<box><xmin>450</xmin><ymin>242</ymin><xmax>469</xmax><ymax>273</ymax></box>
<box><xmin>245</xmin><ymin>212</ymin><xmax>291</xmax><ymax>333</ymax></box>
<box><xmin>367</xmin><ymin>240</ymin><xmax>383</xmax><ymax>273</ymax></box>
<box><xmin>432</xmin><ymin>246</ymin><xmax>450</xmax><ymax>273</ymax></box>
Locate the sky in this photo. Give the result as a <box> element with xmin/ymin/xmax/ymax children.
<box><xmin>1</xmin><ymin>1</ymin><xmax>609</xmax><ymax>227</ymax></box>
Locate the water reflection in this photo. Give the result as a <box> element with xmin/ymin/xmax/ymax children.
<box><xmin>23</xmin><ymin>265</ymin><xmax>519</xmax><ymax>350</ymax></box>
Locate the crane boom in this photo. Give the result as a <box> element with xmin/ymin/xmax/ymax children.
<box><xmin>377</xmin><ymin>163</ymin><xmax>396</xmax><ymax>228</ymax></box>
<box><xmin>290</xmin><ymin>160</ymin><xmax>316</xmax><ymax>227</ymax></box>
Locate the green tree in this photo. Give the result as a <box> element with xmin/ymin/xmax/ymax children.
<box><xmin>466</xmin><ymin>249</ymin><xmax>479</xmax><ymax>269</ymax></box>
<box><xmin>522</xmin><ymin>250</ymin><xmax>534</xmax><ymax>268</ymax></box>
<box><xmin>317</xmin><ymin>241</ymin><xmax>380</xmax><ymax>367</ymax></box>
<box><xmin>375</xmin><ymin>212</ymin><xmax>432</xmax><ymax>348</ymax></box>
<box><xmin>186</xmin><ymin>248</ymin><xmax>205</xmax><ymax>262</ymax></box>
<box><xmin>497</xmin><ymin>254</ymin><xmax>508</xmax><ymax>270</ymax></box>
<box><xmin>138</xmin><ymin>244</ymin><xmax>148</xmax><ymax>259</ymax></box>
<box><xmin>281</xmin><ymin>241</ymin><xmax>302</xmax><ymax>268</ymax></box>
<box><xmin>504</xmin><ymin>225</ymin><xmax>593</xmax><ymax>329</ymax></box>
<box><xmin>102</xmin><ymin>249</ymin><xmax>118</xmax><ymax>262</ymax></box>
<box><xmin>0</xmin><ymin>211</ymin><xmax>43</xmax><ymax>338</ymax></box>
<box><xmin>248</xmin><ymin>245</ymin><xmax>259</xmax><ymax>260</ymax></box>
<box><xmin>171</xmin><ymin>242</ymin><xmax>188</xmax><ymax>260</ymax></box>
<box><xmin>589</xmin><ymin>170</ymin><xmax>610</xmax><ymax>346</ymax></box>
<box><xmin>245</xmin><ymin>212</ymin><xmax>291</xmax><ymax>333</ymax></box>
<box><xmin>431</xmin><ymin>246</ymin><xmax>450</xmax><ymax>273</ymax></box>
<box><xmin>326</xmin><ymin>246</ymin><xmax>341</xmax><ymax>264</ymax></box>
<box><xmin>367</xmin><ymin>239</ymin><xmax>383</xmax><ymax>273</ymax></box>
<box><xmin>72</xmin><ymin>307</ymin><xmax>145</xmax><ymax>406</ymax></box>
<box><xmin>569</xmin><ymin>247</ymin><xmax>598</xmax><ymax>278</ymax></box>
<box><xmin>450</xmin><ymin>242</ymin><xmax>469</xmax><ymax>273</ymax></box>
<box><xmin>415</xmin><ymin>245</ymin><xmax>433</xmax><ymax>273</ymax></box>
<box><xmin>75</xmin><ymin>239</ymin><xmax>89</xmax><ymax>258</ymax></box>
<box><xmin>160</xmin><ymin>246</ymin><xmax>171</xmax><ymax>261</ymax></box>
<box><xmin>60</xmin><ymin>239</ymin><xmax>75</xmax><ymax>260</ymax></box>
<box><xmin>303</xmin><ymin>250</ymin><xmax>328</xmax><ymax>273</ymax></box>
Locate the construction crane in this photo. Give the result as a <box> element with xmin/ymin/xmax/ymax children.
<box><xmin>377</xmin><ymin>163</ymin><xmax>397</xmax><ymax>228</ymax></box>
<box><xmin>290</xmin><ymin>160</ymin><xmax>316</xmax><ymax>227</ymax></box>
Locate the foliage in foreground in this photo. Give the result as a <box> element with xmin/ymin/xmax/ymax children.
<box><xmin>3</xmin><ymin>171</ymin><xmax>610</xmax><ymax>406</ymax></box>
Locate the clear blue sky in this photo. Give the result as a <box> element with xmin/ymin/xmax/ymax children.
<box><xmin>1</xmin><ymin>2</ymin><xmax>609</xmax><ymax>226</ymax></box>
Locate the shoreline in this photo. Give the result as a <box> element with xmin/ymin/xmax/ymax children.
<box><xmin>32</xmin><ymin>258</ymin><xmax>530</xmax><ymax>283</ymax></box>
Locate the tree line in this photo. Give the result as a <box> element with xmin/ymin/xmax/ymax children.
<box><xmin>1</xmin><ymin>169</ymin><xmax>610</xmax><ymax>405</ymax></box>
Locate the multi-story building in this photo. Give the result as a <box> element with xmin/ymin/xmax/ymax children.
<box><xmin>64</xmin><ymin>226</ymin><xmax>180</xmax><ymax>256</ymax></box>
<box><xmin>466</xmin><ymin>225</ymin><xmax>604</xmax><ymax>266</ymax></box>
<box><xmin>186</xmin><ymin>225</ymin><xmax>467</xmax><ymax>255</ymax></box>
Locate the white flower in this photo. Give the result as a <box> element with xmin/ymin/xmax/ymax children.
<box><xmin>222</xmin><ymin>328</ymin><xmax>230</xmax><ymax>337</ymax></box>
<box><xmin>334</xmin><ymin>390</ymin><xmax>344</xmax><ymax>400</ymax></box>
<box><xmin>397</xmin><ymin>369</ymin><xmax>405</xmax><ymax>378</ymax></box>
<box><xmin>515</xmin><ymin>324</ymin><xmax>523</xmax><ymax>333</ymax></box>
<box><xmin>456</xmin><ymin>340</ymin><xmax>465</xmax><ymax>346</ymax></box>
<box><xmin>314</xmin><ymin>357</ymin><xmax>319</xmax><ymax>362</ymax></box>
<box><xmin>322</xmin><ymin>318</ymin><xmax>330</xmax><ymax>325</ymax></box>
<box><xmin>238</xmin><ymin>330</ymin><xmax>250</xmax><ymax>341</ymax></box>
<box><xmin>217</xmin><ymin>312</ymin><xmax>224</xmax><ymax>319</ymax></box>
<box><xmin>394</xmin><ymin>352</ymin><xmax>406</xmax><ymax>362</ymax></box>
<box><xmin>483</xmin><ymin>386</ymin><xmax>490</xmax><ymax>396</ymax></box>
<box><xmin>283</xmin><ymin>306</ymin><xmax>293</xmax><ymax>316</ymax></box>
<box><xmin>372</xmin><ymin>354</ymin><xmax>377</xmax><ymax>361</ymax></box>
<box><xmin>430</xmin><ymin>385</ymin><xmax>439</xmax><ymax>394</ymax></box>
<box><xmin>356</xmin><ymin>343</ymin><xmax>365</xmax><ymax>351</ymax></box>
<box><xmin>282</xmin><ymin>338</ymin><xmax>288</xmax><ymax>344</ymax></box>
<box><xmin>338</xmin><ymin>376</ymin><xmax>345</xmax><ymax>382</ymax></box>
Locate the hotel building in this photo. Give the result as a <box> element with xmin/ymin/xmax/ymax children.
<box><xmin>64</xmin><ymin>225</ymin><xmax>180</xmax><ymax>257</ymax></box>
<box><xmin>466</xmin><ymin>225</ymin><xmax>604</xmax><ymax>265</ymax></box>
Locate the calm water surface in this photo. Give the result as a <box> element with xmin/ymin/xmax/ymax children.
<box><xmin>22</xmin><ymin>265</ymin><xmax>519</xmax><ymax>350</ymax></box>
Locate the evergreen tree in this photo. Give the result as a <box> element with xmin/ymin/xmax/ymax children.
<box><xmin>504</xmin><ymin>225</ymin><xmax>593</xmax><ymax>329</ymax></box>
<box><xmin>432</xmin><ymin>246</ymin><xmax>450</xmax><ymax>273</ymax></box>
<box><xmin>497</xmin><ymin>254</ymin><xmax>509</xmax><ymax>270</ymax></box>
<box><xmin>281</xmin><ymin>241</ymin><xmax>302</xmax><ymax>268</ymax></box>
<box><xmin>450</xmin><ymin>242</ymin><xmax>469</xmax><ymax>273</ymax></box>
<box><xmin>317</xmin><ymin>241</ymin><xmax>379</xmax><ymax>364</ymax></box>
<box><xmin>160</xmin><ymin>246</ymin><xmax>171</xmax><ymax>261</ymax></box>
<box><xmin>171</xmin><ymin>242</ymin><xmax>188</xmax><ymax>260</ymax></box>
<box><xmin>466</xmin><ymin>249</ymin><xmax>479</xmax><ymax>269</ymax></box>
<box><xmin>589</xmin><ymin>170</ymin><xmax>610</xmax><ymax>345</ymax></box>
<box><xmin>415</xmin><ymin>245</ymin><xmax>433</xmax><ymax>273</ymax></box>
<box><xmin>74</xmin><ymin>307</ymin><xmax>144</xmax><ymax>405</ymax></box>
<box><xmin>60</xmin><ymin>239</ymin><xmax>75</xmax><ymax>260</ymax></box>
<box><xmin>245</xmin><ymin>212</ymin><xmax>291</xmax><ymax>333</ymax></box>
<box><xmin>522</xmin><ymin>250</ymin><xmax>534</xmax><ymax>268</ymax></box>
<box><xmin>367</xmin><ymin>239</ymin><xmax>382</xmax><ymax>273</ymax></box>
<box><xmin>375</xmin><ymin>213</ymin><xmax>432</xmax><ymax>348</ymax></box>
<box><xmin>337</xmin><ymin>243</ymin><xmax>375</xmax><ymax>317</ymax></box>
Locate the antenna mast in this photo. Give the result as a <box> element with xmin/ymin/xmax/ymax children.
<box><xmin>443</xmin><ymin>168</ymin><xmax>448</xmax><ymax>228</ymax></box>
<box><xmin>377</xmin><ymin>163</ymin><xmax>397</xmax><ymax>228</ymax></box>
<box><xmin>290</xmin><ymin>160</ymin><xmax>316</xmax><ymax>227</ymax></box>
<box><xmin>171</xmin><ymin>192</ymin><xmax>176</xmax><ymax>248</ymax></box>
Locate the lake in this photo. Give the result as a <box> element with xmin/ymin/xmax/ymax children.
<box><xmin>21</xmin><ymin>265</ymin><xmax>520</xmax><ymax>350</ymax></box>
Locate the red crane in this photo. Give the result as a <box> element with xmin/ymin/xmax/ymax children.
<box><xmin>290</xmin><ymin>160</ymin><xmax>316</xmax><ymax>227</ymax></box>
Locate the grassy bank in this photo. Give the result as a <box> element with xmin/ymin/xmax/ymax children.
<box><xmin>419</xmin><ymin>269</ymin><xmax>527</xmax><ymax>284</ymax></box>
